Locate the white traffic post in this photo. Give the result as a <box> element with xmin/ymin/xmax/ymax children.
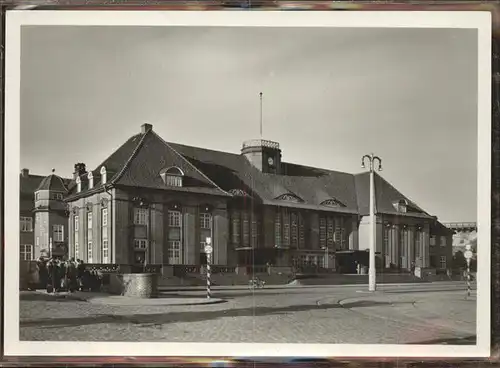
<box><xmin>205</xmin><ymin>237</ymin><xmax>213</xmax><ymax>299</ymax></box>
<box><xmin>464</xmin><ymin>244</ymin><xmax>473</xmax><ymax>299</ymax></box>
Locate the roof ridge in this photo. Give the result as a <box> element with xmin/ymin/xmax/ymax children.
<box><xmin>152</xmin><ymin>131</ymin><xmax>230</xmax><ymax>196</ymax></box>
<box><xmin>168</xmin><ymin>141</ymin><xmax>241</xmax><ymax>157</ymax></box>
<box><xmin>54</xmin><ymin>174</ymin><xmax>69</xmax><ymax>192</ymax></box>
<box><xmin>374</xmin><ymin>172</ymin><xmax>432</xmax><ymax>216</ymax></box>
<box><xmin>111</xmin><ymin>131</ymin><xmax>151</xmax><ymax>185</ymax></box>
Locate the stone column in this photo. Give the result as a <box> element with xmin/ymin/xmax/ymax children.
<box><xmin>391</xmin><ymin>226</ymin><xmax>398</xmax><ymax>267</ymax></box>
<box><xmin>309</xmin><ymin>212</ymin><xmax>320</xmax><ymax>250</ymax></box>
<box><xmin>348</xmin><ymin>217</ymin><xmax>359</xmax><ymax>250</ymax></box>
<box><xmin>422</xmin><ymin>223</ymin><xmax>430</xmax><ymax>268</ymax></box>
<box><xmin>151</xmin><ymin>204</ymin><xmax>164</xmax><ymax>265</ymax></box>
<box><xmin>262</xmin><ymin>206</ymin><xmax>275</xmax><ymax>248</ymax></box>
<box><xmin>183</xmin><ymin>206</ymin><xmax>197</xmax><ymax>265</ymax></box>
<box><xmin>214</xmin><ymin>207</ymin><xmax>228</xmax><ymax>265</ymax></box>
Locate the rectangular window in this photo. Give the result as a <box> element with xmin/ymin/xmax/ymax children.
<box><xmin>415</xmin><ymin>231</ymin><xmax>422</xmax><ymax>259</ymax></box>
<box><xmin>20</xmin><ymin>217</ymin><xmax>33</xmax><ymax>232</ymax></box>
<box><xmin>430</xmin><ymin>235</ymin><xmax>436</xmax><ymax>246</ymax></box>
<box><xmin>298</xmin><ymin>214</ymin><xmax>305</xmax><ymax>249</ymax></box>
<box><xmin>200</xmin><ymin>241</ymin><xmax>207</xmax><ymax>253</ymax></box>
<box><xmin>168</xmin><ymin>240</ymin><xmax>182</xmax><ymax>264</ymax></box>
<box><xmin>200</xmin><ymin>213</ymin><xmax>212</xmax><ymax>229</ymax></box>
<box><xmin>74</xmin><ymin>215</ymin><xmax>79</xmax><ymax>232</ymax></box>
<box><xmin>319</xmin><ymin>217</ymin><xmax>327</xmax><ymax>248</ymax></box>
<box><xmin>87</xmin><ymin>241</ymin><xmax>93</xmax><ymax>263</ymax></box>
<box><xmin>440</xmin><ymin>236</ymin><xmax>446</xmax><ymax>247</ymax></box>
<box><xmin>274</xmin><ymin>212</ymin><xmax>281</xmax><ymax>247</ymax></box>
<box><xmin>251</xmin><ymin>220</ymin><xmax>258</xmax><ymax>247</ymax></box>
<box><xmin>168</xmin><ymin>210</ymin><xmax>181</xmax><ymax>227</ymax></box>
<box><xmin>400</xmin><ymin>228</ymin><xmax>407</xmax><ymax>257</ymax></box>
<box><xmin>231</xmin><ymin>212</ymin><xmax>241</xmax><ymax>245</ymax></box>
<box><xmin>87</xmin><ymin>212</ymin><xmax>93</xmax><ymax>229</ymax></box>
<box><xmin>134</xmin><ymin>239</ymin><xmax>148</xmax><ymax>249</ymax></box>
<box><xmin>20</xmin><ymin>244</ymin><xmax>33</xmax><ymax>261</ymax></box>
<box><xmin>440</xmin><ymin>256</ymin><xmax>447</xmax><ymax>269</ymax></box>
<box><xmin>102</xmin><ymin>240</ymin><xmax>109</xmax><ymax>263</ymax></box>
<box><xmin>102</xmin><ymin>208</ymin><xmax>108</xmax><ymax>227</ymax></box>
<box><xmin>166</xmin><ymin>175</ymin><xmax>182</xmax><ymax>187</ymax></box>
<box><xmin>290</xmin><ymin>213</ymin><xmax>298</xmax><ymax>248</ymax></box>
<box><xmin>51</xmin><ymin>192</ymin><xmax>63</xmax><ymax>200</ymax></box>
<box><xmin>283</xmin><ymin>211</ymin><xmax>290</xmax><ymax>246</ymax></box>
<box><xmin>242</xmin><ymin>211</ymin><xmax>250</xmax><ymax>247</ymax></box>
<box><xmin>134</xmin><ymin>208</ymin><xmax>148</xmax><ymax>225</ymax></box>
<box><xmin>327</xmin><ymin>217</ymin><xmax>335</xmax><ymax>248</ymax></box>
<box><xmin>53</xmin><ymin>224</ymin><xmax>64</xmax><ymax>242</ymax></box>
<box><xmin>335</xmin><ymin>217</ymin><xmax>344</xmax><ymax>249</ymax></box>
<box><xmin>383</xmin><ymin>225</ymin><xmax>390</xmax><ymax>256</ymax></box>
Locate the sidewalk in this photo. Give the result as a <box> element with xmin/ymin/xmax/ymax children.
<box><xmin>32</xmin><ymin>290</ymin><xmax>225</xmax><ymax>306</ymax></box>
<box><xmin>158</xmin><ymin>280</ymin><xmax>464</xmax><ymax>292</ymax></box>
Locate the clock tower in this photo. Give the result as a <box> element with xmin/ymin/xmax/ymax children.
<box><xmin>241</xmin><ymin>139</ymin><xmax>282</xmax><ymax>174</ymax></box>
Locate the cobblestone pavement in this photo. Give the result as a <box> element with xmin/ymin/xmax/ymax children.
<box><xmin>19</xmin><ymin>282</ymin><xmax>476</xmax><ymax>344</ymax></box>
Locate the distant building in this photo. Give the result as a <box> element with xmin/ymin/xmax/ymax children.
<box><xmin>20</xmin><ymin>123</ymin><xmax>453</xmax><ymax>271</ymax></box>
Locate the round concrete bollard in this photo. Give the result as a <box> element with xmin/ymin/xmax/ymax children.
<box><xmin>121</xmin><ymin>273</ymin><xmax>158</xmax><ymax>298</ymax></box>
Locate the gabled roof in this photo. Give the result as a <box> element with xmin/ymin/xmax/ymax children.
<box><xmin>35</xmin><ymin>174</ymin><xmax>69</xmax><ymax>192</ymax></box>
<box><xmin>69</xmin><ymin>129</ymin><xmax>230</xmax><ymax>198</ymax></box>
<box><xmin>168</xmin><ymin>142</ymin><xmax>359</xmax><ymax>214</ymax></box>
<box><xmin>65</xmin><ymin>126</ymin><xmax>437</xmax><ymax>220</ymax></box>
<box><xmin>354</xmin><ymin>172</ymin><xmax>434</xmax><ymax>219</ymax></box>
<box><xmin>20</xmin><ymin>174</ymin><xmax>45</xmax><ymax>196</ymax></box>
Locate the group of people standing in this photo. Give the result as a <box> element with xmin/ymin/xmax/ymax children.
<box><xmin>36</xmin><ymin>257</ymin><xmax>102</xmax><ymax>293</ymax></box>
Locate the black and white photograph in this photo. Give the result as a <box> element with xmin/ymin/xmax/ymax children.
<box><xmin>4</xmin><ymin>10</ymin><xmax>491</xmax><ymax>357</ymax></box>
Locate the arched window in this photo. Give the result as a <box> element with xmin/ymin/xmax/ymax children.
<box><xmin>167</xmin><ymin>202</ymin><xmax>183</xmax><ymax>264</ymax></box>
<box><xmin>100</xmin><ymin>166</ymin><xmax>107</xmax><ymax>185</ymax></box>
<box><xmin>275</xmin><ymin>193</ymin><xmax>303</xmax><ymax>203</ymax></box>
<box><xmin>76</xmin><ymin>176</ymin><xmax>82</xmax><ymax>193</ymax></box>
<box><xmin>88</xmin><ymin>172</ymin><xmax>94</xmax><ymax>190</ymax></box>
<box><xmin>160</xmin><ymin>167</ymin><xmax>184</xmax><ymax>187</ymax></box>
<box><xmin>320</xmin><ymin>198</ymin><xmax>345</xmax><ymax>207</ymax></box>
<box><xmin>229</xmin><ymin>189</ymin><xmax>251</xmax><ymax>197</ymax></box>
<box><xmin>393</xmin><ymin>199</ymin><xmax>408</xmax><ymax>213</ymax></box>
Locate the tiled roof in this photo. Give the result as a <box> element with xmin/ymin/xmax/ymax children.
<box><xmin>67</xmin><ymin>126</ymin><xmax>436</xmax><ymax>220</ymax></box>
<box><xmin>354</xmin><ymin>172</ymin><xmax>433</xmax><ymax>219</ymax></box>
<box><xmin>20</xmin><ymin>174</ymin><xmax>44</xmax><ymax>196</ymax></box>
<box><xmin>70</xmin><ymin>129</ymin><xmax>230</xmax><ymax>198</ymax></box>
<box><xmin>35</xmin><ymin>174</ymin><xmax>69</xmax><ymax>192</ymax></box>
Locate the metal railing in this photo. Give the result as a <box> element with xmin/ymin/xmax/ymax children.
<box><xmin>242</xmin><ymin>139</ymin><xmax>280</xmax><ymax>150</ymax></box>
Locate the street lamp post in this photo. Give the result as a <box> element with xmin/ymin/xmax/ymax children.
<box><xmin>362</xmin><ymin>153</ymin><xmax>383</xmax><ymax>292</ymax></box>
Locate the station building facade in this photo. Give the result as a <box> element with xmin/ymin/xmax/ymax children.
<box><xmin>20</xmin><ymin>123</ymin><xmax>453</xmax><ymax>271</ymax></box>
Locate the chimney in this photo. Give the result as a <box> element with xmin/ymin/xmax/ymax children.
<box><xmin>141</xmin><ymin>123</ymin><xmax>153</xmax><ymax>134</ymax></box>
<box><xmin>21</xmin><ymin>168</ymin><xmax>29</xmax><ymax>178</ymax></box>
<box><xmin>73</xmin><ymin>163</ymin><xmax>87</xmax><ymax>180</ymax></box>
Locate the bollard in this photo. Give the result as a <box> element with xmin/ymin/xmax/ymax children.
<box><xmin>207</xmin><ymin>254</ymin><xmax>211</xmax><ymax>299</ymax></box>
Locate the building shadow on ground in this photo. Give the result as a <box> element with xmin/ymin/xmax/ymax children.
<box><xmin>21</xmin><ymin>301</ymin><xmax>351</xmax><ymax>329</ymax></box>
<box><xmin>409</xmin><ymin>335</ymin><xmax>476</xmax><ymax>345</ymax></box>
<box><xmin>20</xmin><ymin>292</ymin><xmax>78</xmax><ymax>303</ymax></box>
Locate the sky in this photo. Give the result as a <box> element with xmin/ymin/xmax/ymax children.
<box><xmin>20</xmin><ymin>25</ymin><xmax>478</xmax><ymax>222</ymax></box>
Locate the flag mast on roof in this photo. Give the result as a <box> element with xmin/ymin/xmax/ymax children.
<box><xmin>260</xmin><ymin>92</ymin><xmax>263</xmax><ymax>139</ymax></box>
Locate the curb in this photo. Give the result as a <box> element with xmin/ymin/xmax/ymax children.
<box><xmin>87</xmin><ymin>297</ymin><xmax>227</xmax><ymax>307</ymax></box>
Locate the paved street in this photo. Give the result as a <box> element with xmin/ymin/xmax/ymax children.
<box><xmin>20</xmin><ymin>281</ymin><xmax>476</xmax><ymax>344</ymax></box>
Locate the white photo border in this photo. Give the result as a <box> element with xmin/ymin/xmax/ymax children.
<box><xmin>4</xmin><ymin>10</ymin><xmax>492</xmax><ymax>358</ymax></box>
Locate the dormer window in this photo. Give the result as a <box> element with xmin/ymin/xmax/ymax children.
<box><xmin>321</xmin><ymin>198</ymin><xmax>345</xmax><ymax>207</ymax></box>
<box><xmin>276</xmin><ymin>193</ymin><xmax>303</xmax><ymax>203</ymax></box>
<box><xmin>160</xmin><ymin>167</ymin><xmax>184</xmax><ymax>187</ymax></box>
<box><xmin>100</xmin><ymin>166</ymin><xmax>107</xmax><ymax>185</ymax></box>
<box><xmin>76</xmin><ymin>176</ymin><xmax>81</xmax><ymax>193</ymax></box>
<box><xmin>51</xmin><ymin>192</ymin><xmax>63</xmax><ymax>200</ymax></box>
<box><xmin>88</xmin><ymin>172</ymin><xmax>94</xmax><ymax>189</ymax></box>
<box><xmin>393</xmin><ymin>199</ymin><xmax>408</xmax><ymax>213</ymax></box>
